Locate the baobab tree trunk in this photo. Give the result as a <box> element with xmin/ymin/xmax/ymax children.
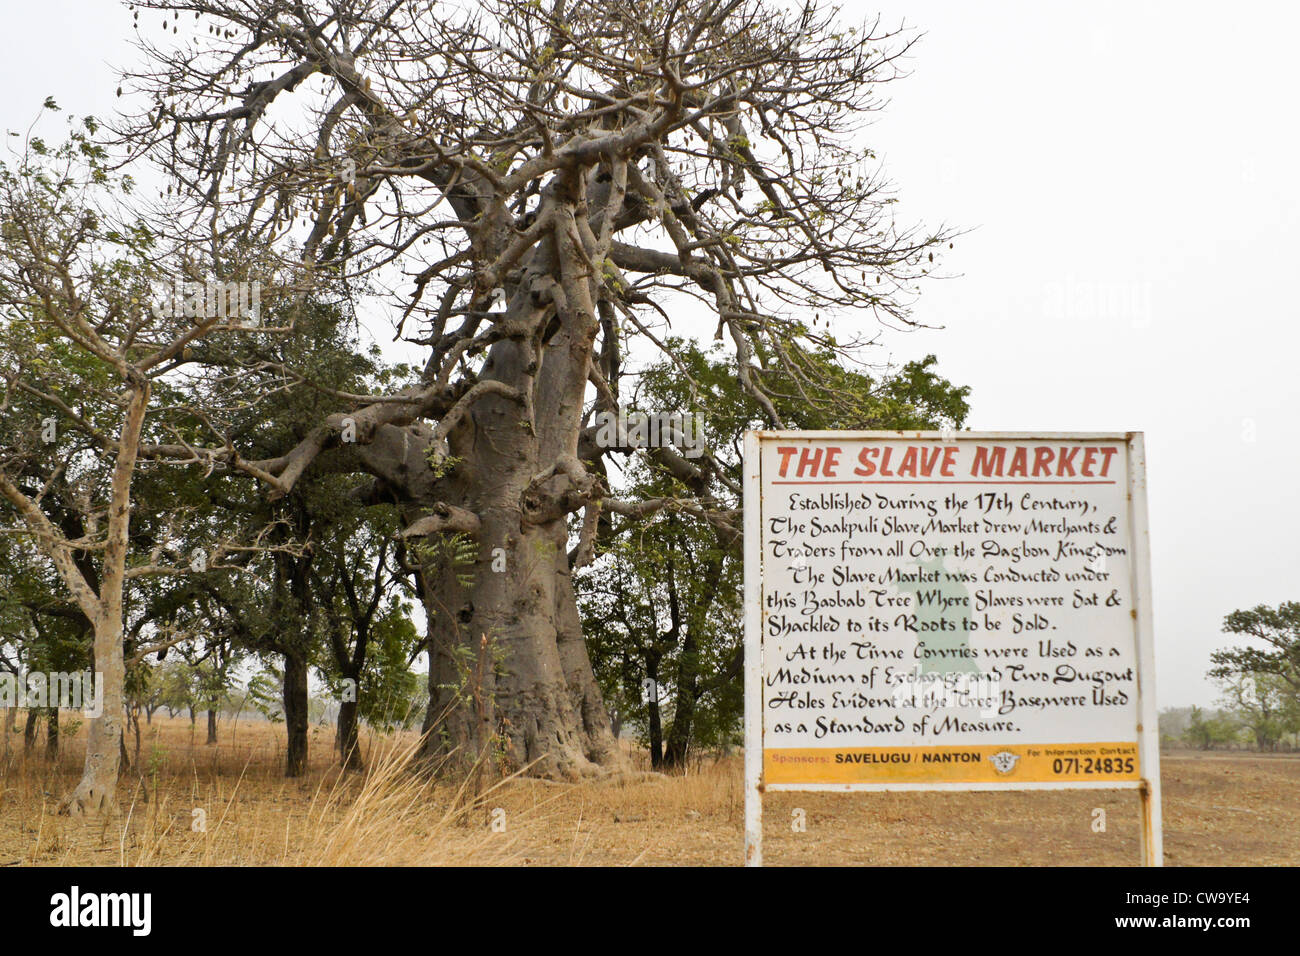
<box><xmin>415</xmin><ymin>304</ymin><xmax>622</xmax><ymax>779</ymax></box>
<box><xmin>419</xmin><ymin>533</ymin><xmax>621</xmax><ymax>778</ymax></box>
<box><xmin>341</xmin><ymin>186</ymin><xmax>626</xmax><ymax>780</ymax></box>
<box><xmin>283</xmin><ymin>652</ymin><xmax>309</xmax><ymax>777</ymax></box>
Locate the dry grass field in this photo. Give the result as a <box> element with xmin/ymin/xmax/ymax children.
<box><xmin>2</xmin><ymin>714</ymin><xmax>1296</xmax><ymax>866</ymax></box>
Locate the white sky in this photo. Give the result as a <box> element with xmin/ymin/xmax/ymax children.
<box><xmin>3</xmin><ymin>0</ymin><xmax>1296</xmax><ymax>708</ymax></box>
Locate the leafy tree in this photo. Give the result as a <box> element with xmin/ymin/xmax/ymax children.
<box><xmin>124</xmin><ymin>294</ymin><xmax>406</xmax><ymax>775</ymax></box>
<box><xmin>580</xmin><ymin>342</ymin><xmax>969</xmax><ymax>767</ymax></box>
<box><xmin>245</xmin><ymin>666</ymin><xmax>287</xmax><ymax>724</ymax></box>
<box><xmin>1211</xmin><ymin>602</ymin><xmax>1300</xmax><ymax>692</ymax></box>
<box><xmin>0</xmin><ymin>119</ymin><xmax>252</xmax><ymax>812</ymax></box>
<box><xmin>1216</xmin><ymin>674</ymin><xmax>1300</xmax><ymax>752</ymax></box>
<box><xmin>314</xmin><ymin>512</ymin><xmax>425</xmax><ymax>770</ymax></box>
<box><xmin>151</xmin><ymin>659</ymin><xmax>201</xmax><ymax>720</ymax></box>
<box><xmin>1182</xmin><ymin>705</ymin><xmax>1238</xmax><ymax>751</ymax></box>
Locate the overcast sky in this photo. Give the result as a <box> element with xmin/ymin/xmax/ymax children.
<box><xmin>2</xmin><ymin>1</ymin><xmax>1296</xmax><ymax>707</ymax></box>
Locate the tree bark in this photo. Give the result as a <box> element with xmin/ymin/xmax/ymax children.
<box><xmin>283</xmin><ymin>652</ymin><xmax>309</xmax><ymax>777</ymax></box>
<box><xmin>336</xmin><ymin>698</ymin><xmax>362</xmax><ymax>771</ymax></box>
<box><xmin>67</xmin><ymin>614</ymin><xmax>126</xmax><ymax>813</ymax></box>
<box><xmin>23</xmin><ymin>709</ymin><xmax>38</xmax><ymax>753</ymax></box>
<box><xmin>646</xmin><ymin>658</ymin><xmax>664</xmax><ymax>770</ymax></box>
<box><xmin>64</xmin><ymin>383</ymin><xmax>149</xmax><ymax>815</ymax></box>
<box><xmin>664</xmin><ymin>667</ymin><xmax>697</xmax><ymax>769</ymax></box>
<box><xmin>206</xmin><ymin>708</ymin><xmax>218</xmax><ymax>745</ymax></box>
<box><xmin>416</xmin><ymin>474</ymin><xmax>623</xmax><ymax>779</ymax></box>
<box><xmin>44</xmin><ymin>707</ymin><xmax>59</xmax><ymax>761</ymax></box>
<box><xmin>410</xmin><ymin>188</ymin><xmax>625</xmax><ymax>779</ymax></box>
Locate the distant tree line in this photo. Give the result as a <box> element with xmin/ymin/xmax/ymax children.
<box><xmin>1160</xmin><ymin>601</ymin><xmax>1300</xmax><ymax>752</ymax></box>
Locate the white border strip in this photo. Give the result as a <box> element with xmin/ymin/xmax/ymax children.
<box><xmin>742</xmin><ymin>430</ymin><xmax>1162</xmax><ymax>865</ymax></box>
<box><xmin>742</xmin><ymin>430</ymin><xmax>763</xmax><ymax>867</ymax></box>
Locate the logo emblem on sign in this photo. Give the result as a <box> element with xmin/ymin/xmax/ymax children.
<box><xmin>989</xmin><ymin>751</ymin><xmax>1020</xmax><ymax>775</ymax></box>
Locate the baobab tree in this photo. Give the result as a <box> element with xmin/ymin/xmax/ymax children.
<box><xmin>115</xmin><ymin>0</ymin><xmax>951</xmax><ymax>777</ymax></box>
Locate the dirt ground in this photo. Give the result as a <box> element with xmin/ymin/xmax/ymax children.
<box><xmin>2</xmin><ymin>716</ymin><xmax>1296</xmax><ymax>866</ymax></box>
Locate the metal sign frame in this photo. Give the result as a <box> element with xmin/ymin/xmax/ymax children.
<box><xmin>742</xmin><ymin>431</ymin><xmax>1162</xmax><ymax>866</ymax></box>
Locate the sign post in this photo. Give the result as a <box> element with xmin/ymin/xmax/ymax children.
<box><xmin>743</xmin><ymin>431</ymin><xmax>1161</xmax><ymax>866</ymax></box>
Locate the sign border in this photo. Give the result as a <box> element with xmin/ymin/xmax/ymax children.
<box><xmin>742</xmin><ymin>430</ymin><xmax>1162</xmax><ymax>865</ymax></box>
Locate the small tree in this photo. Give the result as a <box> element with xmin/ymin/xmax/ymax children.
<box><xmin>1211</xmin><ymin>602</ymin><xmax>1300</xmax><ymax>692</ymax></box>
<box><xmin>0</xmin><ymin>119</ymin><xmax>244</xmax><ymax>813</ymax></box>
<box><xmin>1182</xmin><ymin>705</ymin><xmax>1238</xmax><ymax>751</ymax></box>
<box><xmin>581</xmin><ymin>343</ymin><xmax>969</xmax><ymax>767</ymax></box>
<box><xmin>1217</xmin><ymin>674</ymin><xmax>1300</xmax><ymax>752</ymax></box>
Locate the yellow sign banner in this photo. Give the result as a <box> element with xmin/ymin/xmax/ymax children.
<box><xmin>765</xmin><ymin>742</ymin><xmax>1141</xmax><ymax>785</ymax></box>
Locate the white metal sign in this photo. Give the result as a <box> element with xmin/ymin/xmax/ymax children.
<box><xmin>743</xmin><ymin>432</ymin><xmax>1161</xmax><ymax>865</ymax></box>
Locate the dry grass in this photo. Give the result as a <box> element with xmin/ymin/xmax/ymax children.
<box><xmin>0</xmin><ymin>715</ymin><xmax>528</xmax><ymax>866</ymax></box>
<box><xmin>2</xmin><ymin>714</ymin><xmax>1297</xmax><ymax>866</ymax></box>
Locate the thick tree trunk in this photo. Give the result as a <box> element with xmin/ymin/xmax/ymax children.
<box><xmin>23</xmin><ymin>709</ymin><xmax>39</xmax><ymax>753</ymax></box>
<box><xmin>336</xmin><ymin>698</ymin><xmax>362</xmax><ymax>771</ymax></box>
<box><xmin>663</xmin><ymin>703</ymin><xmax>694</xmax><ymax>768</ymax></box>
<box><xmin>206</xmin><ymin>708</ymin><xmax>218</xmax><ymax>745</ymax></box>
<box><xmin>417</xmin><ymin>485</ymin><xmax>624</xmax><ymax>778</ymax></box>
<box><xmin>645</xmin><ymin>656</ymin><xmax>664</xmax><ymax>769</ymax></box>
<box><xmin>283</xmin><ymin>653</ymin><xmax>309</xmax><ymax>777</ymax></box>
<box><xmin>415</xmin><ymin>384</ymin><xmax>624</xmax><ymax>777</ymax></box>
<box><xmin>401</xmin><ymin>183</ymin><xmax>624</xmax><ymax>779</ymax></box>
<box><xmin>329</xmin><ymin>624</ymin><xmax>367</xmax><ymax>772</ymax></box>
